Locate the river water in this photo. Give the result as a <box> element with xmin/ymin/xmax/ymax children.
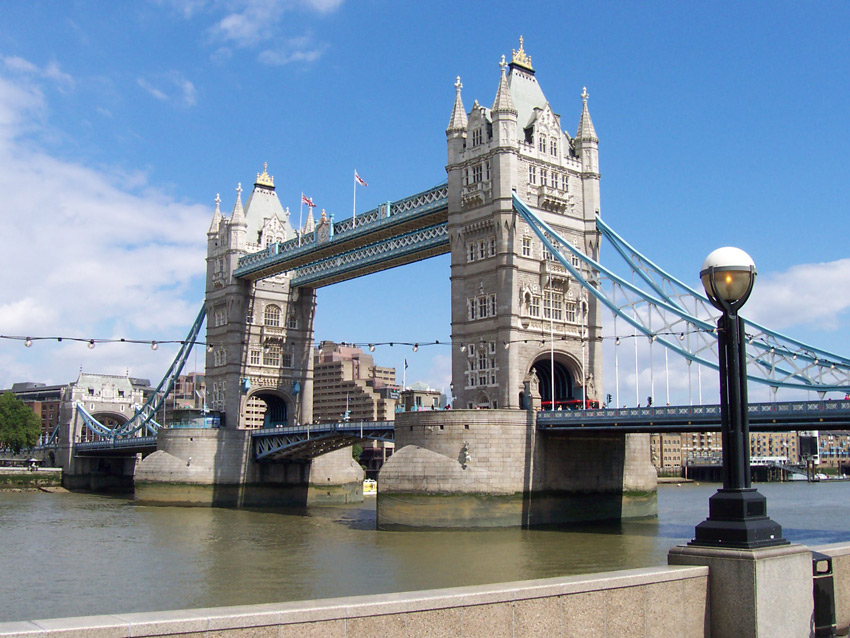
<box><xmin>2</xmin><ymin>481</ymin><xmax>849</xmax><ymax>623</ymax></box>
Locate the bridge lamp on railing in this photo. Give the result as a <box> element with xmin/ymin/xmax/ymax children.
<box><xmin>691</xmin><ymin>247</ymin><xmax>786</xmax><ymax>549</ymax></box>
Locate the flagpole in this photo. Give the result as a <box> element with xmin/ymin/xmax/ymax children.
<box><xmin>299</xmin><ymin>195</ymin><xmax>304</xmax><ymax>246</ymax></box>
<box><xmin>352</xmin><ymin>170</ymin><xmax>357</xmax><ymax>226</ymax></box>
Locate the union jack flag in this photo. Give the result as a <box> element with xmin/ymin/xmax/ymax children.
<box><xmin>301</xmin><ymin>193</ymin><xmax>316</xmax><ymax>207</ymax></box>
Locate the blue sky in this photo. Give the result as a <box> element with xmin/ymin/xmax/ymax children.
<box><xmin>0</xmin><ymin>1</ymin><xmax>848</xmax><ymax>404</ymax></box>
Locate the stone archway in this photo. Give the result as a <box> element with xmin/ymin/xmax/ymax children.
<box><xmin>242</xmin><ymin>388</ymin><xmax>292</xmax><ymax>428</ymax></box>
<box><xmin>530</xmin><ymin>355</ymin><xmax>579</xmax><ymax>410</ymax></box>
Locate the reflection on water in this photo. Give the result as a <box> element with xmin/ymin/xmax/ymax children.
<box><xmin>1</xmin><ymin>480</ymin><xmax>849</xmax><ymax>623</ymax></box>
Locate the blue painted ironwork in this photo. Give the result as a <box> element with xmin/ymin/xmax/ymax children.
<box><xmin>535</xmin><ymin>399</ymin><xmax>850</xmax><ymax>432</ymax></box>
<box><xmin>69</xmin><ymin>304</ymin><xmax>206</xmax><ymax>445</ymax></box>
<box><xmin>234</xmin><ymin>183</ymin><xmax>448</xmax><ymax>280</ymax></box>
<box><xmin>291</xmin><ymin>223</ymin><xmax>449</xmax><ymax>288</ymax></box>
<box><xmin>252</xmin><ymin>421</ymin><xmax>394</xmax><ymax>461</ymax></box>
<box><xmin>512</xmin><ymin>193</ymin><xmax>850</xmax><ymax>392</ymax></box>
<box><xmin>75</xmin><ymin>435</ymin><xmax>158</xmax><ymax>453</ymax></box>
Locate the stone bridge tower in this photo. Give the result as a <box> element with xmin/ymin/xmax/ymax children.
<box><xmin>205</xmin><ymin>166</ymin><xmax>315</xmax><ymax>430</ymax></box>
<box><xmin>447</xmin><ymin>38</ymin><xmax>603</xmax><ymax>410</ymax></box>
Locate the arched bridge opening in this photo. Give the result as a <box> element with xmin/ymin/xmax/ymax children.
<box><xmin>244</xmin><ymin>389</ymin><xmax>291</xmax><ymax>429</ymax></box>
<box><xmin>531</xmin><ymin>356</ymin><xmax>578</xmax><ymax>410</ymax></box>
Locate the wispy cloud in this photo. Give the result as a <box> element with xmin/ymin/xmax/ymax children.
<box><xmin>2</xmin><ymin>56</ymin><xmax>74</xmax><ymax>90</ymax></box>
<box><xmin>747</xmin><ymin>259</ymin><xmax>850</xmax><ymax>332</ymax></box>
<box><xmin>203</xmin><ymin>0</ymin><xmax>341</xmax><ymax>65</ymax></box>
<box><xmin>137</xmin><ymin>71</ymin><xmax>197</xmax><ymax>107</ymax></box>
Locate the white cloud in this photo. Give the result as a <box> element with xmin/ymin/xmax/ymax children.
<box><xmin>2</xmin><ymin>56</ymin><xmax>74</xmax><ymax>89</ymax></box>
<box><xmin>138</xmin><ymin>71</ymin><xmax>197</xmax><ymax>107</ymax></box>
<box><xmin>203</xmin><ymin>0</ymin><xmax>339</xmax><ymax>64</ymax></box>
<box><xmin>746</xmin><ymin>259</ymin><xmax>850</xmax><ymax>332</ymax></box>
<box><xmin>258</xmin><ymin>37</ymin><xmax>327</xmax><ymax>66</ymax></box>
<box><xmin>0</xmin><ymin>64</ymin><xmax>209</xmax><ymax>388</ymax></box>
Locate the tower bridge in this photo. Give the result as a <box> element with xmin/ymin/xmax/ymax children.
<box><xmin>50</xmin><ymin>38</ymin><xmax>850</xmax><ymax>525</ymax></box>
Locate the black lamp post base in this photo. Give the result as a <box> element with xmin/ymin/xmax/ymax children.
<box><xmin>691</xmin><ymin>488</ymin><xmax>788</xmax><ymax>549</ymax></box>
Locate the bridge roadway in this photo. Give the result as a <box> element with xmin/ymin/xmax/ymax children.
<box><xmin>64</xmin><ymin>400</ymin><xmax>850</xmax><ymax>461</ymax></box>
<box><xmin>233</xmin><ymin>183</ymin><xmax>449</xmax><ymax>286</ymax></box>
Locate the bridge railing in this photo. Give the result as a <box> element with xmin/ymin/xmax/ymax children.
<box><xmin>251</xmin><ymin>421</ymin><xmax>395</xmax><ymax>438</ymax></box>
<box><xmin>536</xmin><ymin>399</ymin><xmax>850</xmax><ymax>430</ymax></box>
<box><xmin>76</xmin><ymin>435</ymin><xmax>158</xmax><ymax>451</ymax></box>
<box><xmin>235</xmin><ymin>183</ymin><xmax>448</xmax><ymax>278</ymax></box>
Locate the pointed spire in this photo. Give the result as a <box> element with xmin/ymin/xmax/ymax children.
<box><xmin>231</xmin><ymin>182</ymin><xmax>246</xmax><ymax>225</ymax></box>
<box><xmin>303</xmin><ymin>207</ymin><xmax>315</xmax><ymax>234</ymax></box>
<box><xmin>492</xmin><ymin>55</ymin><xmax>517</xmax><ymax>114</ymax></box>
<box><xmin>576</xmin><ymin>87</ymin><xmax>598</xmax><ymax>143</ymax></box>
<box><xmin>446</xmin><ymin>76</ymin><xmax>468</xmax><ymax>132</ymax></box>
<box><xmin>208</xmin><ymin>193</ymin><xmax>222</xmax><ymax>234</ymax></box>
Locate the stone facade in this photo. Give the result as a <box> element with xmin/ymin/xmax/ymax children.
<box><xmin>446</xmin><ymin>39</ymin><xmax>602</xmax><ymax>410</ymax></box>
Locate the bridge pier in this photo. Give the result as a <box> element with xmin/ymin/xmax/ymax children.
<box><xmin>377</xmin><ymin>409</ymin><xmax>656</xmax><ymax>529</ymax></box>
<box><xmin>134</xmin><ymin>428</ymin><xmax>364</xmax><ymax>507</ymax></box>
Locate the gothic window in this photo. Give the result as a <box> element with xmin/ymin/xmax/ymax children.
<box><xmin>468</xmin><ymin>299</ymin><xmax>476</xmax><ymax>321</ymax></box>
<box><xmin>468</xmin><ymin>243</ymin><xmax>476</xmax><ymax>262</ymax></box>
<box><xmin>561</xmin><ymin>173</ymin><xmax>569</xmax><ymax>191</ymax></box>
<box><xmin>571</xmin><ymin>241</ymin><xmax>581</xmax><ymax>267</ymax></box>
<box><xmin>522</xmin><ymin>236</ymin><xmax>532</xmax><ymax>257</ymax></box>
<box><xmin>478</xmin><ymin>351</ymin><xmax>487</xmax><ymax>371</ymax></box>
<box><xmin>550</xmin><ymin>138</ymin><xmax>558</xmax><ymax>156</ymax></box>
<box><xmin>282</xmin><ymin>350</ymin><xmax>293</xmax><ymax>368</ymax></box>
<box><xmin>529</xmin><ymin>295</ymin><xmax>540</xmax><ymax>317</ymax></box>
<box><xmin>488</xmin><ymin>294</ymin><xmax>497</xmax><ymax>316</ymax></box>
<box><xmin>489</xmin><ymin>237</ymin><xmax>496</xmax><ymax>256</ymax></box>
<box><xmin>250</xmin><ymin>350</ymin><xmax>261</xmax><ymax>366</ymax></box>
<box><xmin>541</xmin><ymin>169</ymin><xmax>547</xmax><ymax>187</ymax></box>
<box><xmin>477</xmin><ymin>296</ymin><xmax>487</xmax><ymax>318</ymax></box>
<box><xmin>485</xmin><ymin>161</ymin><xmax>490</xmax><ymax>181</ymax></box>
<box><xmin>528</xmin><ymin>164</ymin><xmax>537</xmax><ymax>185</ymax></box>
<box><xmin>538</xmin><ymin>135</ymin><xmax>546</xmax><ymax>152</ymax></box>
<box><xmin>287</xmin><ymin>314</ymin><xmax>298</xmax><ymax>329</ymax></box>
<box><xmin>214</xmin><ymin>349</ymin><xmax>227</xmax><ymax>367</ymax></box>
<box><xmin>488</xmin><ymin>341</ymin><xmax>496</xmax><ymax>355</ymax></box>
<box><xmin>265</xmin><ymin>236</ymin><xmax>273</xmax><ymax>248</ymax></box>
<box><xmin>478</xmin><ymin>240</ymin><xmax>486</xmax><ymax>260</ymax></box>
<box><xmin>472</xmin><ymin>128</ymin><xmax>482</xmax><ymax>146</ymax></box>
<box><xmin>468</xmin><ymin>344</ymin><xmax>475</xmax><ymax>356</ymax></box>
<box><xmin>214</xmin><ymin>307</ymin><xmax>226</xmax><ymax>327</ymax></box>
<box><xmin>472</xmin><ymin>164</ymin><xmax>482</xmax><ymax>183</ymax></box>
<box><xmin>264</xmin><ymin>344</ymin><xmax>281</xmax><ymax>367</ymax></box>
<box><xmin>565</xmin><ymin>300</ymin><xmax>577</xmax><ymax>323</ymax></box>
<box><xmin>264</xmin><ymin>304</ymin><xmax>281</xmax><ymax>327</ymax></box>
<box><xmin>543</xmin><ymin>290</ymin><xmax>563</xmax><ymax>321</ymax></box>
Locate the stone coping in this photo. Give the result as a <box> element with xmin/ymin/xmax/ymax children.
<box><xmin>0</xmin><ymin>564</ymin><xmax>708</xmax><ymax>637</ymax></box>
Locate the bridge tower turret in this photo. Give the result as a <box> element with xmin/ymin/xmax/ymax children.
<box><xmin>205</xmin><ymin>167</ymin><xmax>315</xmax><ymax>430</ymax></box>
<box><xmin>446</xmin><ymin>37</ymin><xmax>603</xmax><ymax>411</ymax></box>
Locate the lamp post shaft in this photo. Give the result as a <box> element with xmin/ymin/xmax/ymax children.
<box><xmin>719</xmin><ymin>311</ymin><xmax>751</xmax><ymax>490</ymax></box>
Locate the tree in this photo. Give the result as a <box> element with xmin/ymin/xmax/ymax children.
<box><xmin>0</xmin><ymin>393</ymin><xmax>41</xmax><ymax>453</ymax></box>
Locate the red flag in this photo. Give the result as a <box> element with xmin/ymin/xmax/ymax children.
<box><xmin>301</xmin><ymin>193</ymin><xmax>316</xmax><ymax>207</ymax></box>
<box><xmin>354</xmin><ymin>171</ymin><xmax>368</xmax><ymax>187</ymax></box>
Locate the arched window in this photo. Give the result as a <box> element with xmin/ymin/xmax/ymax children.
<box><xmin>264</xmin><ymin>304</ymin><xmax>281</xmax><ymax>327</ymax></box>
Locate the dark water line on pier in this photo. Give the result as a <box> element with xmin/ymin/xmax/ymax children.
<box><xmin>2</xmin><ymin>480</ymin><xmax>849</xmax><ymax>623</ymax></box>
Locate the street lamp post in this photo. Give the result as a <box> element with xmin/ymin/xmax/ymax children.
<box><xmin>691</xmin><ymin>247</ymin><xmax>787</xmax><ymax>549</ymax></box>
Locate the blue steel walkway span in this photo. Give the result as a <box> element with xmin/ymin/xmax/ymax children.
<box><xmin>233</xmin><ymin>183</ymin><xmax>448</xmax><ymax>286</ymax></box>
<box><xmin>75</xmin><ymin>436</ymin><xmax>158</xmax><ymax>455</ymax></box>
<box><xmin>536</xmin><ymin>399</ymin><xmax>850</xmax><ymax>433</ymax></box>
<box><xmin>252</xmin><ymin>421</ymin><xmax>395</xmax><ymax>461</ymax></box>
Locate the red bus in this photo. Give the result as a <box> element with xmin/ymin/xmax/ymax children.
<box><xmin>541</xmin><ymin>399</ymin><xmax>600</xmax><ymax>410</ymax></box>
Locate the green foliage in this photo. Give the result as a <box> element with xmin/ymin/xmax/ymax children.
<box><xmin>0</xmin><ymin>393</ymin><xmax>41</xmax><ymax>453</ymax></box>
<box><xmin>352</xmin><ymin>443</ymin><xmax>363</xmax><ymax>462</ymax></box>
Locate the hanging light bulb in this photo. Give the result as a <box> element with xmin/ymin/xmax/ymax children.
<box><xmin>368</xmin><ymin>344</ymin><xmax>375</xmax><ymax>352</ymax></box>
<box><xmin>412</xmin><ymin>343</ymin><xmax>419</xmax><ymax>352</ymax></box>
<box><xmin>793</xmin><ymin>353</ymin><xmax>797</xmax><ymax>360</ymax></box>
<box><xmin>151</xmin><ymin>341</ymin><xmax>159</xmax><ymax>351</ymax></box>
<box><xmin>207</xmin><ymin>343</ymin><xmax>214</xmax><ymax>352</ymax></box>
<box><xmin>651</xmin><ymin>335</ymin><xmax>657</xmax><ymax>342</ymax></box>
<box><xmin>615</xmin><ymin>337</ymin><xmax>620</xmax><ymax>346</ymax></box>
<box><xmin>679</xmin><ymin>333</ymin><xmax>685</xmax><ymax>341</ymax></box>
<box><xmin>460</xmin><ymin>343</ymin><xmax>466</xmax><ymax>352</ymax></box>
<box><xmin>87</xmin><ymin>340</ymin><xmax>95</xmax><ymax>349</ymax></box>
<box><xmin>504</xmin><ymin>341</ymin><xmax>510</xmax><ymax>349</ymax></box>
<box><xmin>24</xmin><ymin>337</ymin><xmax>32</xmax><ymax>347</ymax></box>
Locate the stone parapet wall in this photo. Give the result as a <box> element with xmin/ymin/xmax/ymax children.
<box><xmin>0</xmin><ymin>565</ymin><xmax>709</xmax><ymax>638</ymax></box>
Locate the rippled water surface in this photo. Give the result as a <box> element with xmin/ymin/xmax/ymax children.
<box><xmin>2</xmin><ymin>480</ymin><xmax>849</xmax><ymax>623</ymax></box>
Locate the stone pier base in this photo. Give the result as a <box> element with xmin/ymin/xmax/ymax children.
<box><xmin>134</xmin><ymin>428</ymin><xmax>363</xmax><ymax>507</ymax></box>
<box><xmin>378</xmin><ymin>409</ymin><xmax>657</xmax><ymax>529</ymax></box>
